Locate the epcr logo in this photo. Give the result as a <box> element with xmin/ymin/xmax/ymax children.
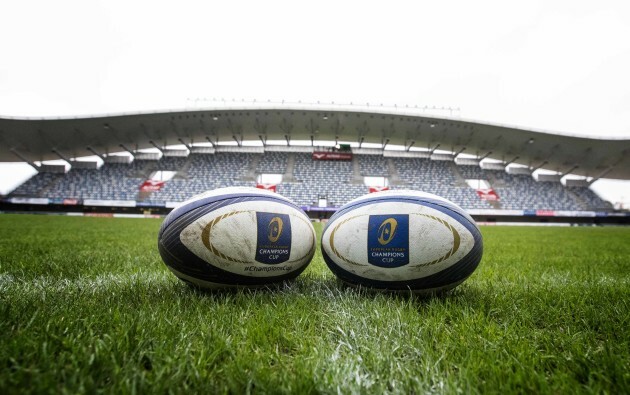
<box><xmin>377</xmin><ymin>218</ymin><xmax>398</xmax><ymax>245</ymax></box>
<box><xmin>267</xmin><ymin>217</ymin><xmax>284</xmax><ymax>243</ymax></box>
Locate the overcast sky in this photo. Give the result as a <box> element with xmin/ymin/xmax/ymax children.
<box><xmin>1</xmin><ymin>0</ymin><xmax>629</xmax><ymax>204</ymax></box>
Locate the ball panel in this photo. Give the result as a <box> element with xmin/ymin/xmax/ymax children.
<box><xmin>158</xmin><ymin>188</ymin><xmax>315</xmax><ymax>288</ymax></box>
<box><xmin>179</xmin><ymin>201</ymin><xmax>316</xmax><ymax>277</ymax></box>
<box><xmin>321</xmin><ymin>193</ymin><xmax>483</xmax><ymax>291</ymax></box>
<box><xmin>322</xmin><ymin>202</ymin><xmax>476</xmax><ymax>281</ymax></box>
<box><xmin>322</xmin><ymin>224</ymin><xmax>482</xmax><ymax>292</ymax></box>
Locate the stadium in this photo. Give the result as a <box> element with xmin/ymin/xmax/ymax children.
<box><xmin>1</xmin><ymin>103</ymin><xmax>629</xmax><ymax>393</ymax></box>
<box><xmin>2</xmin><ymin>103</ymin><xmax>629</xmax><ymax>223</ymax></box>
<box><xmin>2</xmin><ymin>0</ymin><xmax>630</xmax><ymax>392</ymax></box>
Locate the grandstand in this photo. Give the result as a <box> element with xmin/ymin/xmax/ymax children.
<box><xmin>6</xmin><ymin>149</ymin><xmax>614</xmax><ymax>212</ymax></box>
<box><xmin>0</xmin><ymin>104</ymin><xmax>627</xmax><ymax>221</ymax></box>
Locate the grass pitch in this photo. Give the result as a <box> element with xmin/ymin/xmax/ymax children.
<box><xmin>1</xmin><ymin>214</ymin><xmax>629</xmax><ymax>394</ymax></box>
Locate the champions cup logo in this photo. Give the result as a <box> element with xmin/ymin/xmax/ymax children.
<box><xmin>368</xmin><ymin>214</ymin><xmax>409</xmax><ymax>267</ymax></box>
<box><xmin>267</xmin><ymin>217</ymin><xmax>283</xmax><ymax>243</ymax></box>
<box><xmin>256</xmin><ymin>212</ymin><xmax>291</xmax><ymax>264</ymax></box>
<box><xmin>377</xmin><ymin>218</ymin><xmax>398</xmax><ymax>245</ymax></box>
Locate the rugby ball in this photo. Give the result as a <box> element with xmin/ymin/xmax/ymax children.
<box><xmin>321</xmin><ymin>190</ymin><xmax>483</xmax><ymax>293</ymax></box>
<box><xmin>158</xmin><ymin>187</ymin><xmax>316</xmax><ymax>289</ymax></box>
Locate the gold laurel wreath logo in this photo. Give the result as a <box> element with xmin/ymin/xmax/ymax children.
<box><xmin>377</xmin><ymin>218</ymin><xmax>398</xmax><ymax>245</ymax></box>
<box><xmin>200</xmin><ymin>211</ymin><xmax>315</xmax><ymax>265</ymax></box>
<box><xmin>328</xmin><ymin>212</ymin><xmax>462</xmax><ymax>268</ymax></box>
<box><xmin>267</xmin><ymin>217</ymin><xmax>284</xmax><ymax>243</ymax></box>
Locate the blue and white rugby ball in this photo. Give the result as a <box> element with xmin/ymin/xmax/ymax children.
<box><xmin>158</xmin><ymin>187</ymin><xmax>316</xmax><ymax>289</ymax></box>
<box><xmin>321</xmin><ymin>190</ymin><xmax>483</xmax><ymax>293</ymax></box>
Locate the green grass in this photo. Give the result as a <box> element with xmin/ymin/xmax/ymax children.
<box><xmin>1</xmin><ymin>214</ymin><xmax>629</xmax><ymax>394</ymax></box>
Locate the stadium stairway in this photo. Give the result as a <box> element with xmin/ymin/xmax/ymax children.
<box><xmin>37</xmin><ymin>174</ymin><xmax>65</xmax><ymax>198</ymax></box>
<box><xmin>131</xmin><ymin>160</ymin><xmax>157</xmax><ymax>179</ymax></box>
<box><xmin>447</xmin><ymin>162</ymin><xmax>469</xmax><ymax>187</ymax></box>
<box><xmin>484</xmin><ymin>170</ymin><xmax>506</xmax><ymax>188</ymax></box>
<box><xmin>387</xmin><ymin>158</ymin><xmax>405</xmax><ymax>186</ymax></box>
<box><xmin>242</xmin><ymin>154</ymin><xmax>259</xmax><ymax>181</ymax></box>
<box><xmin>565</xmin><ymin>188</ymin><xmax>590</xmax><ymax>211</ymax></box>
<box><xmin>351</xmin><ymin>155</ymin><xmax>363</xmax><ymax>184</ymax></box>
<box><xmin>282</xmin><ymin>153</ymin><xmax>296</xmax><ymax>182</ymax></box>
<box><xmin>172</xmin><ymin>156</ymin><xmax>192</xmax><ymax>180</ymax></box>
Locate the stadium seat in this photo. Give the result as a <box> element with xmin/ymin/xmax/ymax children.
<box><xmin>8</xmin><ymin>151</ymin><xmax>611</xmax><ymax>211</ymax></box>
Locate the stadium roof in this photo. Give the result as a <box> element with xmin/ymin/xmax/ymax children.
<box><xmin>1</xmin><ymin>104</ymin><xmax>629</xmax><ymax>180</ymax></box>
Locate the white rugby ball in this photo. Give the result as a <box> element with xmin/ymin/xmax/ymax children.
<box><xmin>158</xmin><ymin>187</ymin><xmax>316</xmax><ymax>289</ymax></box>
<box><xmin>321</xmin><ymin>190</ymin><xmax>483</xmax><ymax>293</ymax></box>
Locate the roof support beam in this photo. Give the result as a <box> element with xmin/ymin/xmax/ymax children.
<box><xmin>530</xmin><ymin>160</ymin><xmax>548</xmax><ymax>173</ymax></box>
<box><xmin>406</xmin><ymin>140</ymin><xmax>415</xmax><ymax>151</ymax></box>
<box><xmin>479</xmin><ymin>151</ymin><xmax>493</xmax><ymax>161</ymax></box>
<box><xmin>253</xmin><ymin>119</ymin><xmax>267</xmax><ymax>138</ymax></box>
<box><xmin>279</xmin><ymin>118</ymin><xmax>293</xmax><ymax>136</ymax></box>
<box><xmin>284</xmin><ymin>134</ymin><xmax>291</xmax><ymax>146</ymax></box>
<box><xmin>429</xmin><ymin>143</ymin><xmax>440</xmax><ymax>154</ymax></box>
<box><xmin>561</xmin><ymin>165</ymin><xmax>579</xmax><ymax>177</ymax></box>
<box><xmin>382</xmin><ymin>138</ymin><xmax>390</xmax><ymax>150</ymax></box>
<box><xmin>205</xmin><ymin>136</ymin><xmax>215</xmax><ymax>147</ymax></box>
<box><xmin>149</xmin><ymin>141</ymin><xmax>164</xmax><ymax>153</ymax></box>
<box><xmin>140</xmin><ymin>124</ymin><xmax>154</xmax><ymax>141</ymax></box>
<box><xmin>588</xmin><ymin>152</ymin><xmax>629</xmax><ymax>183</ymax></box>
<box><xmin>310</xmin><ymin>135</ymin><xmax>314</xmax><ymax>147</ymax></box>
<box><xmin>453</xmin><ymin>147</ymin><xmax>466</xmax><ymax>158</ymax></box>
<box><xmin>86</xmin><ymin>146</ymin><xmax>106</xmax><ymax>160</ymax></box>
<box><xmin>588</xmin><ymin>167</ymin><xmax>613</xmax><ymax>185</ymax></box>
<box><xmin>259</xmin><ymin>135</ymin><xmax>267</xmax><ymax>147</ymax></box>
<box><xmin>358</xmin><ymin>136</ymin><xmax>364</xmax><ymax>148</ymax></box>
<box><xmin>119</xmin><ymin>144</ymin><xmax>136</xmax><ymax>158</ymax></box>
<box><xmin>9</xmin><ymin>148</ymin><xmax>40</xmax><ymax>171</ymax></box>
<box><xmin>505</xmin><ymin>156</ymin><xmax>520</xmax><ymax>167</ymax></box>
<box><xmin>305</xmin><ymin>119</ymin><xmax>318</xmax><ymax>139</ymax></box>
<box><xmin>178</xmin><ymin>138</ymin><xmax>192</xmax><ymax>149</ymax></box>
<box><xmin>232</xmin><ymin>135</ymin><xmax>242</xmax><ymax>147</ymax></box>
<box><xmin>51</xmin><ymin>149</ymin><xmax>72</xmax><ymax>166</ymax></box>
